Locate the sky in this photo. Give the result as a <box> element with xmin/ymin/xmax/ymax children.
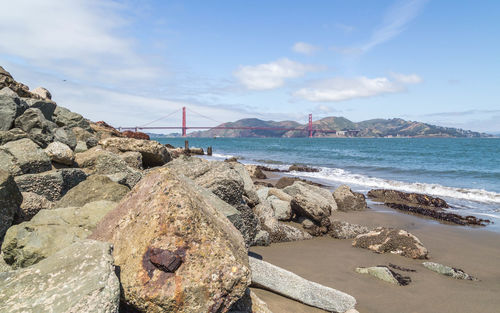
<box><xmin>0</xmin><ymin>0</ymin><xmax>499</xmax><ymax>133</ymax></box>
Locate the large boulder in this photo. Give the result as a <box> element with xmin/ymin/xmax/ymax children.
<box><xmin>54</xmin><ymin>126</ymin><xmax>77</xmax><ymax>149</ymax></box>
<box><xmin>166</xmin><ymin>156</ymin><xmax>246</xmax><ymax>206</ymax></box>
<box><xmin>45</xmin><ymin>141</ymin><xmax>75</xmax><ymax>165</ymax></box>
<box><xmin>268</xmin><ymin>195</ymin><xmax>292</xmax><ymax>221</ymax></box>
<box><xmin>119</xmin><ymin>151</ymin><xmax>143</xmax><ymax>170</ymax></box>
<box><xmin>30</xmin><ymin>87</ymin><xmax>52</xmax><ymax>100</ymax></box>
<box><xmin>0</xmin><ymin>138</ymin><xmax>52</xmax><ymax>175</ymax></box>
<box><xmin>14</xmin><ymin>168</ymin><xmax>87</xmax><ymax>201</ymax></box>
<box><xmin>52</xmin><ymin>106</ymin><xmax>91</xmax><ymax>130</ymax></box>
<box><xmin>0</xmin><ymin>170</ymin><xmax>23</xmax><ymax>244</ymax></box>
<box><xmin>0</xmin><ymin>94</ymin><xmax>27</xmax><ymax>131</ymax></box>
<box><xmin>284</xmin><ymin>181</ymin><xmax>337</xmax><ymax>223</ymax></box>
<box><xmin>56</xmin><ymin>175</ymin><xmax>129</xmax><ymax>208</ymax></box>
<box><xmin>17</xmin><ymin>191</ymin><xmax>54</xmax><ymax>222</ymax></box>
<box><xmin>25</xmin><ymin>98</ymin><xmax>56</xmax><ymax>120</ymax></box>
<box><xmin>99</xmin><ymin>137</ymin><xmax>171</xmax><ymax>167</ymax></box>
<box><xmin>2</xmin><ymin>200</ymin><xmax>117</xmax><ymax>268</ymax></box>
<box><xmin>367</xmin><ymin>189</ymin><xmax>449</xmax><ymax>209</ymax></box>
<box><xmin>253</xmin><ymin>200</ymin><xmax>311</xmax><ymax>243</ymax></box>
<box><xmin>352</xmin><ymin>227</ymin><xmax>429</xmax><ymax>259</ymax></box>
<box><xmin>250</xmin><ymin>257</ymin><xmax>356</xmax><ymax>313</ymax></box>
<box><xmin>0</xmin><ymin>128</ymin><xmax>28</xmax><ymax>145</ymax></box>
<box><xmin>333</xmin><ymin>185</ymin><xmax>367</xmax><ymax>211</ymax></box>
<box><xmin>231</xmin><ymin>162</ymin><xmax>260</xmax><ymax>206</ymax></box>
<box><xmin>89</xmin><ymin>168</ymin><xmax>251</xmax><ymax>313</ymax></box>
<box><xmin>0</xmin><ymin>240</ymin><xmax>120</xmax><ymax>313</ymax></box>
<box><xmin>328</xmin><ymin>220</ymin><xmax>370</xmax><ymax>239</ymax></box>
<box><xmin>75</xmin><ymin>147</ymin><xmax>142</xmax><ymax>188</ymax></box>
<box><xmin>14</xmin><ymin>107</ymin><xmax>56</xmax><ymax>148</ymax></box>
<box><xmin>72</xmin><ymin>126</ymin><xmax>98</xmax><ymax>148</ymax></box>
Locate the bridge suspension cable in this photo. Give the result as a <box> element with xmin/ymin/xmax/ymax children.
<box><xmin>139</xmin><ymin>108</ymin><xmax>182</xmax><ymax>127</ymax></box>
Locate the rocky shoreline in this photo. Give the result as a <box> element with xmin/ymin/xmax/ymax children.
<box><xmin>0</xmin><ymin>67</ymin><xmax>493</xmax><ymax>313</ymax></box>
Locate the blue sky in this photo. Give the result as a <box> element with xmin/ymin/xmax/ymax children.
<box><xmin>0</xmin><ymin>0</ymin><xmax>499</xmax><ymax>132</ymax></box>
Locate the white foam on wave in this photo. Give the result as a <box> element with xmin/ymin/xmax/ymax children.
<box><xmin>294</xmin><ymin>167</ymin><xmax>500</xmax><ymax>205</ymax></box>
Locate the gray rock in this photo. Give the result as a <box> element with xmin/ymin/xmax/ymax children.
<box><xmin>30</xmin><ymin>87</ymin><xmax>52</xmax><ymax>100</ymax></box>
<box><xmin>45</xmin><ymin>141</ymin><xmax>75</xmax><ymax>165</ymax></box>
<box><xmin>250</xmin><ymin>256</ymin><xmax>356</xmax><ymax>313</ymax></box>
<box><xmin>0</xmin><ymin>170</ymin><xmax>23</xmax><ymax>244</ymax></box>
<box><xmin>284</xmin><ymin>181</ymin><xmax>337</xmax><ymax>223</ymax></box>
<box><xmin>75</xmin><ymin>148</ymin><xmax>142</xmax><ymax>188</ymax></box>
<box><xmin>268</xmin><ymin>187</ymin><xmax>292</xmax><ymax>202</ymax></box>
<box><xmin>268</xmin><ymin>195</ymin><xmax>292</xmax><ymax>221</ymax></box>
<box><xmin>14</xmin><ymin>168</ymin><xmax>87</xmax><ymax>201</ymax></box>
<box><xmin>422</xmin><ymin>262</ymin><xmax>477</xmax><ymax>280</ymax></box>
<box><xmin>256</xmin><ymin>187</ymin><xmax>269</xmax><ymax>203</ymax></box>
<box><xmin>254</xmin><ymin>200</ymin><xmax>312</xmax><ymax>243</ymax></box>
<box><xmin>253</xmin><ymin>230</ymin><xmax>271</xmax><ymax>246</ymax></box>
<box><xmin>333</xmin><ymin>185</ymin><xmax>367</xmax><ymax>211</ymax></box>
<box><xmin>56</xmin><ymin>175</ymin><xmax>129</xmax><ymax>208</ymax></box>
<box><xmin>2</xmin><ymin>200</ymin><xmax>117</xmax><ymax>268</ymax></box>
<box><xmin>355</xmin><ymin>266</ymin><xmax>410</xmax><ymax>286</ymax></box>
<box><xmin>0</xmin><ymin>252</ymin><xmax>10</xmax><ymax>273</ymax></box>
<box><xmin>52</xmin><ymin>106</ymin><xmax>91</xmax><ymax>130</ymax></box>
<box><xmin>328</xmin><ymin>220</ymin><xmax>370</xmax><ymax>239</ymax></box>
<box><xmin>353</xmin><ymin>227</ymin><xmax>429</xmax><ymax>259</ymax></box>
<box><xmin>0</xmin><ymin>128</ymin><xmax>27</xmax><ymax>145</ymax></box>
<box><xmin>25</xmin><ymin>98</ymin><xmax>56</xmax><ymax>120</ymax></box>
<box><xmin>0</xmin><ymin>95</ymin><xmax>27</xmax><ymax>130</ymax></box>
<box><xmin>13</xmin><ymin>108</ymin><xmax>56</xmax><ymax>148</ymax></box>
<box><xmin>0</xmin><ymin>138</ymin><xmax>52</xmax><ymax>175</ymax></box>
<box><xmin>54</xmin><ymin>126</ymin><xmax>77</xmax><ymax>150</ymax></box>
<box><xmin>17</xmin><ymin>192</ymin><xmax>54</xmax><ymax>222</ymax></box>
<box><xmin>119</xmin><ymin>151</ymin><xmax>143</xmax><ymax>170</ymax></box>
<box><xmin>232</xmin><ymin>161</ymin><xmax>260</xmax><ymax>206</ymax></box>
<box><xmin>71</xmin><ymin>127</ymin><xmax>98</xmax><ymax>147</ymax></box>
<box><xmin>0</xmin><ymin>240</ymin><xmax>120</xmax><ymax>313</ymax></box>
<box><xmin>0</xmin><ymin>87</ymin><xmax>17</xmax><ymax>97</ymax></box>
<box><xmin>74</xmin><ymin>140</ymin><xmax>88</xmax><ymax>153</ymax></box>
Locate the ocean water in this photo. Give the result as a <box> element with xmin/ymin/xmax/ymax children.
<box><xmin>155</xmin><ymin>137</ymin><xmax>500</xmax><ymax>226</ymax></box>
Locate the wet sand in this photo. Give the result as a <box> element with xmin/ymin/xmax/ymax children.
<box><xmin>250</xmin><ymin>190</ymin><xmax>500</xmax><ymax>312</ymax></box>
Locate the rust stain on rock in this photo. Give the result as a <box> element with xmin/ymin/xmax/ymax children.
<box><xmin>142</xmin><ymin>246</ymin><xmax>188</xmax><ymax>279</ymax></box>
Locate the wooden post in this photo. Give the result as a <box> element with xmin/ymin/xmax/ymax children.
<box><xmin>184</xmin><ymin>140</ymin><xmax>189</xmax><ymax>151</ymax></box>
<box><xmin>207</xmin><ymin>146</ymin><xmax>212</xmax><ymax>156</ymax></box>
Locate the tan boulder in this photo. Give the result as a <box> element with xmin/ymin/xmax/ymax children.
<box><xmin>30</xmin><ymin>87</ymin><xmax>52</xmax><ymax>100</ymax></box>
<box><xmin>99</xmin><ymin>137</ymin><xmax>171</xmax><ymax>167</ymax></box>
<box><xmin>352</xmin><ymin>227</ymin><xmax>428</xmax><ymax>259</ymax></box>
<box><xmin>89</xmin><ymin>168</ymin><xmax>250</xmax><ymax>313</ymax></box>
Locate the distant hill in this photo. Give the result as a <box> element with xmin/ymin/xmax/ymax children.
<box><xmin>189</xmin><ymin>116</ymin><xmax>491</xmax><ymax>138</ymax></box>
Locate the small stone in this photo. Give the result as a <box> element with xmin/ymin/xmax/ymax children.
<box><xmin>45</xmin><ymin>141</ymin><xmax>74</xmax><ymax>165</ymax></box>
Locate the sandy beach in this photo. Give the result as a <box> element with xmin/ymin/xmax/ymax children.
<box><xmin>250</xmin><ymin>172</ymin><xmax>500</xmax><ymax>313</ymax></box>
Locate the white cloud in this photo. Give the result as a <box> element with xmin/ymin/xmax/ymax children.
<box><xmin>234</xmin><ymin>58</ymin><xmax>318</xmax><ymax>90</ymax></box>
<box><xmin>332</xmin><ymin>0</ymin><xmax>428</xmax><ymax>55</ymax></box>
<box><xmin>390</xmin><ymin>72</ymin><xmax>422</xmax><ymax>84</ymax></box>
<box><xmin>292</xmin><ymin>42</ymin><xmax>319</xmax><ymax>55</ymax></box>
<box><xmin>294</xmin><ymin>74</ymin><xmax>421</xmax><ymax>102</ymax></box>
<box><xmin>0</xmin><ymin>0</ymin><xmax>159</xmax><ymax>87</ymax></box>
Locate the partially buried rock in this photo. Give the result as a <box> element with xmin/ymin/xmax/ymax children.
<box><xmin>367</xmin><ymin>189</ymin><xmax>449</xmax><ymax>209</ymax></box>
<box><xmin>45</xmin><ymin>141</ymin><xmax>74</xmax><ymax>165</ymax></box>
<box><xmin>2</xmin><ymin>200</ymin><xmax>117</xmax><ymax>268</ymax></box>
<box><xmin>328</xmin><ymin>220</ymin><xmax>370</xmax><ymax>239</ymax></box>
<box><xmin>333</xmin><ymin>185</ymin><xmax>367</xmax><ymax>211</ymax></box>
<box><xmin>99</xmin><ymin>137</ymin><xmax>171</xmax><ymax>167</ymax></box>
<box><xmin>288</xmin><ymin>164</ymin><xmax>320</xmax><ymax>172</ymax></box>
<box><xmin>0</xmin><ymin>170</ymin><xmax>23</xmax><ymax>243</ymax></box>
<box><xmin>89</xmin><ymin>167</ymin><xmax>250</xmax><ymax>313</ymax></box>
<box><xmin>0</xmin><ymin>240</ymin><xmax>120</xmax><ymax>313</ymax></box>
<box><xmin>353</xmin><ymin>227</ymin><xmax>428</xmax><ymax>259</ymax></box>
<box><xmin>56</xmin><ymin>175</ymin><xmax>129</xmax><ymax>208</ymax></box>
<box><xmin>250</xmin><ymin>256</ymin><xmax>356</xmax><ymax>313</ymax></box>
<box><xmin>422</xmin><ymin>262</ymin><xmax>477</xmax><ymax>281</ymax></box>
<box><xmin>355</xmin><ymin>266</ymin><xmax>411</xmax><ymax>286</ymax></box>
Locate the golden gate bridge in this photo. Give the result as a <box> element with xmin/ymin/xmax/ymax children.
<box><xmin>118</xmin><ymin>107</ymin><xmax>359</xmax><ymax>138</ymax></box>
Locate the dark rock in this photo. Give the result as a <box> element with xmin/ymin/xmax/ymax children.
<box><xmin>388</xmin><ymin>263</ymin><xmax>416</xmax><ymax>272</ymax></box>
<box><xmin>25</xmin><ymin>99</ymin><xmax>56</xmax><ymax>120</ymax></box>
<box><xmin>328</xmin><ymin>219</ymin><xmax>370</xmax><ymax>239</ymax></box>
<box><xmin>288</xmin><ymin>164</ymin><xmax>320</xmax><ymax>172</ymax></box>
<box><xmin>385</xmin><ymin>203</ymin><xmax>490</xmax><ymax>226</ymax></box>
<box><xmin>54</xmin><ymin>127</ymin><xmax>77</xmax><ymax>150</ymax></box>
<box><xmin>14</xmin><ymin>108</ymin><xmax>56</xmax><ymax>148</ymax></box>
<box><xmin>245</xmin><ymin>165</ymin><xmax>267</xmax><ymax>179</ymax></box>
<box><xmin>275</xmin><ymin>176</ymin><xmax>325</xmax><ymax>189</ymax></box>
<box><xmin>52</xmin><ymin>106</ymin><xmax>91</xmax><ymax>130</ymax></box>
<box><xmin>121</xmin><ymin>130</ymin><xmax>150</xmax><ymax>140</ymax></box>
<box><xmin>0</xmin><ymin>95</ymin><xmax>27</xmax><ymax>131</ymax></box>
<box><xmin>422</xmin><ymin>262</ymin><xmax>477</xmax><ymax>281</ymax></box>
<box><xmin>14</xmin><ymin>168</ymin><xmax>87</xmax><ymax>201</ymax></box>
<box><xmin>0</xmin><ymin>170</ymin><xmax>23</xmax><ymax>244</ymax></box>
<box><xmin>368</xmin><ymin>189</ymin><xmax>449</xmax><ymax>209</ymax></box>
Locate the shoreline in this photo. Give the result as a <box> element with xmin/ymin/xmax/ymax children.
<box><xmin>250</xmin><ymin>171</ymin><xmax>500</xmax><ymax>313</ymax></box>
